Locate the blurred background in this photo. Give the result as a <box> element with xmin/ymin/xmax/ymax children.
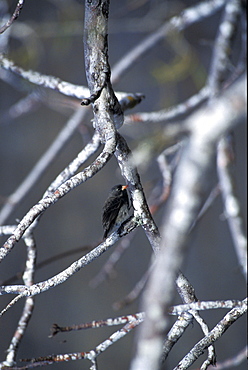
<box><xmin>0</xmin><ymin>0</ymin><xmax>246</xmax><ymax>369</ymax></box>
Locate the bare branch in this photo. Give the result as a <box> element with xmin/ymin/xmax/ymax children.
<box><xmin>0</xmin><ymin>1</ymin><xmax>246</xmax><ymax>368</ymax></box>
<box><xmin>0</xmin><ymin>55</ymin><xmax>145</xmax><ymax>109</ymax></box>
<box><xmin>0</xmin><ymin>54</ymin><xmax>89</xmax><ymax>99</ymax></box>
<box><xmin>208</xmin><ymin>346</ymin><xmax>248</xmax><ymax>369</ymax></box>
<box><xmin>111</xmin><ymin>0</ymin><xmax>226</xmax><ymax>82</ymax></box>
<box><xmin>162</xmin><ymin>273</ymin><xmax>214</xmax><ymax>364</ymax></box>
<box><xmin>0</xmin><ymin>107</ymin><xmax>88</xmax><ymax>225</ymax></box>
<box><xmin>115</xmin><ymin>134</ymin><xmax>161</xmax><ymax>253</ymax></box>
<box><xmin>0</xmin><ymin>144</ymin><xmax>114</xmax><ymax>263</ymax></box>
<box><xmin>169</xmin><ymin>299</ymin><xmax>245</xmax><ymax>315</ymax></box>
<box><xmin>130</xmin><ymin>75</ymin><xmax>246</xmax><ymax>370</ymax></box>
<box><xmin>206</xmin><ymin>0</ymin><xmax>247</xmax><ymax>279</ymax></box>
<box><xmin>1</xmin><ymin>232</ymin><xmax>36</xmax><ymax>367</ymax></box>
<box><xmin>0</xmin><ymin>0</ymin><xmax>25</xmax><ymax>34</ymax></box>
<box><xmin>44</xmin><ymin>131</ymin><xmax>100</xmax><ymax>197</ymax></box>
<box><xmin>125</xmin><ymin>86</ymin><xmax>210</xmax><ymax>124</ymax></box>
<box><xmin>174</xmin><ymin>298</ymin><xmax>247</xmax><ymax>369</ymax></box>
<box><xmin>208</xmin><ymin>0</ymin><xmax>242</xmax><ymax>95</ymax></box>
<box><xmin>217</xmin><ymin>137</ymin><xmax>247</xmax><ymax>279</ymax></box>
<box><xmin>175</xmin><ymin>273</ymin><xmax>216</xmax><ymax>368</ymax></box>
<box><xmin>50</xmin><ymin>312</ymin><xmax>144</xmax><ymax>335</ymax></box>
<box><xmin>17</xmin><ymin>316</ymin><xmax>143</xmax><ymax>369</ymax></box>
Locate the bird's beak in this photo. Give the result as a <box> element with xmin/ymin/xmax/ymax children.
<box><xmin>122</xmin><ymin>185</ymin><xmax>128</xmax><ymax>190</ymax></box>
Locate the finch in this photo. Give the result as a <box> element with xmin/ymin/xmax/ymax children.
<box><xmin>102</xmin><ymin>184</ymin><xmax>130</xmax><ymax>239</ymax></box>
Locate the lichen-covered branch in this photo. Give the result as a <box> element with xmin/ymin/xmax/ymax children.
<box><xmin>0</xmin><ymin>55</ymin><xmax>144</xmax><ymax>109</ymax></box>
<box><xmin>130</xmin><ymin>75</ymin><xmax>246</xmax><ymax>370</ymax></box>
<box><xmin>115</xmin><ymin>134</ymin><xmax>161</xmax><ymax>253</ymax></box>
<box><xmin>81</xmin><ymin>0</ymin><xmax>123</xmax><ymax>140</ymax></box>
<box><xmin>0</xmin><ymin>0</ymin><xmax>25</xmax><ymax>34</ymax></box>
<box><xmin>175</xmin><ymin>298</ymin><xmax>247</xmax><ymax>369</ymax></box>
<box><xmin>0</xmin><ymin>229</ymin><xmax>36</xmax><ymax>367</ymax></box>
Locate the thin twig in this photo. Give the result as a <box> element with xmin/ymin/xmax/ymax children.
<box><xmin>174</xmin><ymin>273</ymin><xmax>216</xmax><ymax>368</ymax></box>
<box><xmin>125</xmin><ymin>86</ymin><xmax>210</xmax><ymax>124</ymax></box>
<box><xmin>17</xmin><ymin>317</ymin><xmax>143</xmax><ymax>369</ymax></box>
<box><xmin>174</xmin><ymin>298</ymin><xmax>247</xmax><ymax>369</ymax></box>
<box><xmin>50</xmin><ymin>312</ymin><xmax>144</xmax><ymax>336</ymax></box>
<box><xmin>206</xmin><ymin>0</ymin><xmax>247</xmax><ymax>280</ymax></box>
<box><xmin>0</xmin><ymin>107</ymin><xmax>89</xmax><ymax>225</ymax></box>
<box><xmin>111</xmin><ymin>0</ymin><xmax>226</xmax><ymax>82</ymax></box>
<box><xmin>0</xmin><ymin>55</ymin><xmax>145</xmax><ymax>107</ymax></box>
<box><xmin>207</xmin><ymin>346</ymin><xmax>248</xmax><ymax>369</ymax></box>
<box><xmin>1</xmin><ymin>232</ymin><xmax>36</xmax><ymax>367</ymax></box>
<box><xmin>0</xmin><ymin>0</ymin><xmax>25</xmax><ymax>34</ymax></box>
<box><xmin>130</xmin><ymin>75</ymin><xmax>246</xmax><ymax>370</ymax></box>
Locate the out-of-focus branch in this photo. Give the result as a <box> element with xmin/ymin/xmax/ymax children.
<box><xmin>0</xmin><ymin>107</ymin><xmax>89</xmax><ymax>225</ymax></box>
<box><xmin>0</xmin><ymin>233</ymin><xmax>133</xmax><ymax>301</ymax></box>
<box><xmin>90</xmin><ymin>144</ymin><xmax>176</xmax><ymax>289</ymax></box>
<box><xmin>206</xmin><ymin>0</ymin><xmax>247</xmax><ymax>280</ymax></box>
<box><xmin>130</xmin><ymin>75</ymin><xmax>246</xmax><ymax>370</ymax></box>
<box><xmin>208</xmin><ymin>346</ymin><xmax>248</xmax><ymax>369</ymax></box>
<box><xmin>111</xmin><ymin>0</ymin><xmax>225</xmax><ymax>82</ymax></box>
<box><xmin>0</xmin><ymin>112</ymin><xmax>115</xmax><ymax>263</ymax></box>
<box><xmin>0</xmin><ymin>216</ymin><xmax>140</xmax><ymax>317</ymax></box>
<box><xmin>0</xmin><ymin>0</ymin><xmax>119</xmax><ymax>261</ymax></box>
<box><xmin>0</xmin><ymin>1</ymin><xmax>245</xmax><ymax>368</ymax></box>
<box><xmin>0</xmin><ymin>86</ymin><xmax>143</xmax><ymax>226</ymax></box>
<box><xmin>44</xmin><ymin>131</ymin><xmax>100</xmax><ymax>197</ymax></box>
<box><xmin>1</xmin><ymin>90</ymin><xmax>43</xmax><ymax>123</ymax></box>
<box><xmin>0</xmin><ymin>0</ymin><xmax>156</xmax><ymax>312</ymax></box>
<box><xmin>217</xmin><ymin>137</ymin><xmax>247</xmax><ymax>279</ymax></box>
<box><xmin>208</xmin><ymin>0</ymin><xmax>242</xmax><ymax>96</ymax></box>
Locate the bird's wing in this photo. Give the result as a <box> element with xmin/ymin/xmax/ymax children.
<box><xmin>102</xmin><ymin>195</ymin><xmax>124</xmax><ymax>227</ymax></box>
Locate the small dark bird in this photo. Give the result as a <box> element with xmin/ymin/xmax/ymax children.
<box><xmin>102</xmin><ymin>184</ymin><xmax>130</xmax><ymax>239</ymax></box>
